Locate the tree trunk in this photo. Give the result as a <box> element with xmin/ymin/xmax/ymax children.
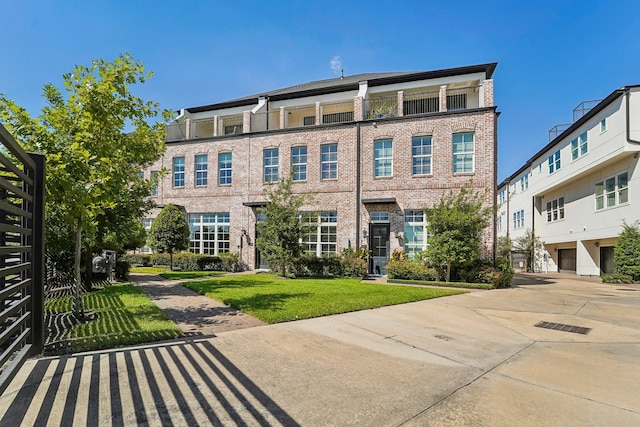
<box><xmin>169</xmin><ymin>251</ymin><xmax>173</xmax><ymax>271</ymax></box>
<box><xmin>73</xmin><ymin>222</ymin><xmax>85</xmax><ymax>321</ymax></box>
<box><xmin>446</xmin><ymin>260</ymin><xmax>452</xmax><ymax>282</ymax></box>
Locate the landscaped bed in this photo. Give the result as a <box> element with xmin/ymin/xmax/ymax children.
<box><xmin>183</xmin><ymin>274</ymin><xmax>467</xmax><ymax>324</ymax></box>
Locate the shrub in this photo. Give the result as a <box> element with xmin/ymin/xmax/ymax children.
<box><xmin>291</xmin><ymin>252</ymin><xmax>367</xmax><ymax>278</ymax></box>
<box><xmin>387</xmin><ymin>259</ymin><xmax>438</xmax><ymax>281</ymax></box>
<box><xmin>122</xmin><ymin>252</ymin><xmax>241</xmax><ymax>272</ymax></box>
<box><xmin>459</xmin><ymin>258</ymin><xmax>514</xmax><ymax>289</ymax></box>
<box><xmin>613</xmin><ymin>221</ymin><xmax>640</xmax><ymax>281</ymax></box>
<box><xmin>120</xmin><ymin>253</ymin><xmax>152</xmax><ymax>267</ymax></box>
<box><xmin>115</xmin><ymin>260</ymin><xmax>131</xmax><ymax>281</ymax></box>
<box><xmin>601</xmin><ymin>273</ymin><xmax>634</xmax><ymax>284</ymax></box>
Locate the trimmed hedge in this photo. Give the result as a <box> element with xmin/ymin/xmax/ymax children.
<box><xmin>291</xmin><ymin>253</ymin><xmax>367</xmax><ymax>278</ymax></box>
<box><xmin>601</xmin><ymin>273</ymin><xmax>636</xmax><ymax>284</ymax></box>
<box><xmin>387</xmin><ymin>259</ymin><xmax>439</xmax><ymax>281</ymax></box>
<box><xmin>121</xmin><ymin>252</ymin><xmax>241</xmax><ymax>272</ymax></box>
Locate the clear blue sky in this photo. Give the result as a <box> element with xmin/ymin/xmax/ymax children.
<box><xmin>2</xmin><ymin>0</ymin><xmax>639</xmax><ymax>182</ymax></box>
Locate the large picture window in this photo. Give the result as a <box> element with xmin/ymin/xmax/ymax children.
<box><xmin>453</xmin><ymin>132</ymin><xmax>474</xmax><ymax>173</ymax></box>
<box><xmin>301</xmin><ymin>212</ymin><xmax>337</xmax><ymax>256</ymax></box>
<box><xmin>188</xmin><ymin>213</ymin><xmax>230</xmax><ymax>255</ymax></box>
<box><xmin>374</xmin><ymin>139</ymin><xmax>393</xmax><ymax>177</ymax></box>
<box><xmin>546</xmin><ymin>197</ymin><xmax>565</xmax><ymax>222</ymax></box>
<box><xmin>412</xmin><ymin>136</ymin><xmax>432</xmax><ymax>175</ymax></box>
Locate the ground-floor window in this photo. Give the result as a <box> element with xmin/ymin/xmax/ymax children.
<box><xmin>188</xmin><ymin>213</ymin><xmax>230</xmax><ymax>255</ymax></box>
<box><xmin>301</xmin><ymin>211</ymin><xmax>337</xmax><ymax>256</ymax></box>
<box><xmin>404</xmin><ymin>209</ymin><xmax>427</xmax><ymax>259</ymax></box>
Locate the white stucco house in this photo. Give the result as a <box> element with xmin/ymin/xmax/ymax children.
<box><xmin>497</xmin><ymin>85</ymin><xmax>640</xmax><ymax>275</ymax></box>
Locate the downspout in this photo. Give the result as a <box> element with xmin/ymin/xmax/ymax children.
<box><xmin>626</xmin><ymin>88</ymin><xmax>640</xmax><ymax>144</ymax></box>
<box><xmin>355</xmin><ymin>123</ymin><xmax>361</xmax><ymax>248</ymax></box>
<box><xmin>531</xmin><ymin>194</ymin><xmax>536</xmax><ymax>273</ymax></box>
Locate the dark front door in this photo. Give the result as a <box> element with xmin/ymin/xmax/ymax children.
<box><xmin>255</xmin><ymin>230</ymin><xmax>269</xmax><ymax>270</ymax></box>
<box><xmin>369</xmin><ymin>224</ymin><xmax>390</xmax><ymax>275</ymax></box>
<box><xmin>558</xmin><ymin>248</ymin><xmax>577</xmax><ymax>273</ymax></box>
<box><xmin>600</xmin><ymin>246</ymin><xmax>614</xmax><ymax>275</ymax></box>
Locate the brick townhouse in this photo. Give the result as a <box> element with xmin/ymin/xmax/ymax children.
<box><xmin>142</xmin><ymin>63</ymin><xmax>499</xmax><ymax>274</ymax></box>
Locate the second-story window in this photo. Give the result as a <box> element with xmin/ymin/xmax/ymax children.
<box><xmin>546</xmin><ymin>197</ymin><xmax>565</xmax><ymax>222</ymax></box>
<box><xmin>374</xmin><ymin>139</ymin><xmax>393</xmax><ymax>177</ymax></box>
<box><xmin>412</xmin><ymin>136</ymin><xmax>432</xmax><ymax>175</ymax></box>
<box><xmin>571</xmin><ymin>132</ymin><xmax>588</xmax><ymax>161</ymax></box>
<box><xmin>195</xmin><ymin>154</ymin><xmax>208</xmax><ymax>186</ymax></box>
<box><xmin>513</xmin><ymin>209</ymin><xmax>525</xmax><ymax>229</ymax></box>
<box><xmin>173</xmin><ymin>157</ymin><xmax>185</xmax><ymax>187</ymax></box>
<box><xmin>219</xmin><ymin>153</ymin><xmax>232</xmax><ymax>185</ymax></box>
<box><xmin>600</xmin><ymin>118</ymin><xmax>607</xmax><ymax>133</ymax></box>
<box><xmin>264</xmin><ymin>148</ymin><xmax>279</xmax><ymax>183</ymax></box>
<box><xmin>519</xmin><ymin>174</ymin><xmax>529</xmax><ymax>191</ymax></box>
<box><xmin>453</xmin><ymin>132</ymin><xmax>474</xmax><ymax>173</ymax></box>
<box><xmin>596</xmin><ymin>172</ymin><xmax>628</xmax><ymax>210</ymax></box>
<box><xmin>498</xmin><ymin>189</ymin><xmax>506</xmax><ymax>204</ymax></box>
<box><xmin>548</xmin><ymin>150</ymin><xmax>561</xmax><ymax>174</ymax></box>
<box><xmin>321</xmin><ymin>143</ymin><xmax>338</xmax><ymax>180</ymax></box>
<box><xmin>291</xmin><ymin>146</ymin><xmax>307</xmax><ymax>181</ymax></box>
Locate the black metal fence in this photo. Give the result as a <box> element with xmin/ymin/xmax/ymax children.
<box><xmin>0</xmin><ymin>122</ymin><xmax>45</xmax><ymax>395</ymax></box>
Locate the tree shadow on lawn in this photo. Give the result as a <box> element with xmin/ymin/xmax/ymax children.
<box><xmin>223</xmin><ymin>292</ymin><xmax>312</xmax><ymax>312</ymax></box>
<box><xmin>185</xmin><ymin>277</ymin><xmax>282</xmax><ymax>292</ymax></box>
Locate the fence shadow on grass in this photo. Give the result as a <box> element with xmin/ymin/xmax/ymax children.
<box><xmin>0</xmin><ymin>339</ymin><xmax>299</xmax><ymax>426</ymax></box>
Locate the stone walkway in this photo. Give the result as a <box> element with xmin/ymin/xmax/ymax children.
<box><xmin>129</xmin><ymin>273</ymin><xmax>266</xmax><ymax>336</ymax></box>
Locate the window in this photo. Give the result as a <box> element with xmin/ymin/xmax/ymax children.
<box><xmin>571</xmin><ymin>132</ymin><xmax>588</xmax><ymax>161</ymax></box>
<box><xmin>263</xmin><ymin>148</ymin><xmax>279</xmax><ymax>183</ymax></box>
<box><xmin>600</xmin><ymin>118</ymin><xmax>607</xmax><ymax>133</ymax></box>
<box><xmin>412</xmin><ymin>136</ymin><xmax>432</xmax><ymax>175</ymax></box>
<box><xmin>140</xmin><ymin>218</ymin><xmax>153</xmax><ymax>253</ymax></box>
<box><xmin>596</xmin><ymin>172</ymin><xmax>628</xmax><ymax>210</ymax></box>
<box><xmin>498</xmin><ymin>189</ymin><xmax>506</xmax><ymax>205</ymax></box>
<box><xmin>404</xmin><ymin>210</ymin><xmax>428</xmax><ymax>259</ymax></box>
<box><xmin>321</xmin><ymin>143</ymin><xmax>338</xmax><ymax>180</ymax></box>
<box><xmin>291</xmin><ymin>146</ymin><xmax>307</xmax><ymax>181</ymax></box>
<box><xmin>546</xmin><ymin>197</ymin><xmax>565</xmax><ymax>222</ymax></box>
<box><xmin>173</xmin><ymin>157</ymin><xmax>185</xmax><ymax>187</ymax></box>
<box><xmin>195</xmin><ymin>154</ymin><xmax>208</xmax><ymax>186</ymax></box>
<box><xmin>548</xmin><ymin>150</ymin><xmax>561</xmax><ymax>174</ymax></box>
<box><xmin>371</xmin><ymin>212</ymin><xmax>389</xmax><ymax>222</ymax></box>
<box><xmin>497</xmin><ymin>215</ymin><xmax>503</xmax><ymax>232</ymax></box>
<box><xmin>219</xmin><ymin>152</ymin><xmax>232</xmax><ymax>185</ymax></box>
<box><xmin>301</xmin><ymin>212</ymin><xmax>337</xmax><ymax>256</ymax></box>
<box><xmin>453</xmin><ymin>132</ymin><xmax>474</xmax><ymax>173</ymax></box>
<box><xmin>513</xmin><ymin>209</ymin><xmax>525</xmax><ymax>229</ymax></box>
<box><xmin>519</xmin><ymin>174</ymin><xmax>529</xmax><ymax>191</ymax></box>
<box><xmin>189</xmin><ymin>213</ymin><xmax>230</xmax><ymax>255</ymax></box>
<box><xmin>374</xmin><ymin>139</ymin><xmax>393</xmax><ymax>177</ymax></box>
<box><xmin>150</xmin><ymin>170</ymin><xmax>158</xmax><ymax>196</ymax></box>
<box><xmin>303</xmin><ymin>116</ymin><xmax>315</xmax><ymax>126</ymax></box>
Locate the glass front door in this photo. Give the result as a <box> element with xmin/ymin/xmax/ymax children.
<box><xmin>369</xmin><ymin>224</ymin><xmax>390</xmax><ymax>275</ymax></box>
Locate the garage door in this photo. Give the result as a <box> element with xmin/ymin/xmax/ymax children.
<box><xmin>558</xmin><ymin>248</ymin><xmax>576</xmax><ymax>273</ymax></box>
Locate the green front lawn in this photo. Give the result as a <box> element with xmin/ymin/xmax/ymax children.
<box><xmin>130</xmin><ymin>266</ymin><xmax>225</xmax><ymax>280</ymax></box>
<box><xmin>183</xmin><ymin>274</ymin><xmax>466</xmax><ymax>324</ymax></box>
<box><xmin>46</xmin><ymin>283</ymin><xmax>183</xmax><ymax>353</ymax></box>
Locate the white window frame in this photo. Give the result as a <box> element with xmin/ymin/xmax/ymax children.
<box><xmin>173</xmin><ymin>157</ymin><xmax>185</xmax><ymax>187</ymax></box>
<box><xmin>596</xmin><ymin>172</ymin><xmax>628</xmax><ymax>210</ymax></box>
<box><xmin>263</xmin><ymin>148</ymin><xmax>279</xmax><ymax>183</ymax></box>
<box><xmin>519</xmin><ymin>174</ymin><xmax>529</xmax><ymax>191</ymax></box>
<box><xmin>546</xmin><ymin>197</ymin><xmax>565</xmax><ymax>222</ymax></box>
<box><xmin>548</xmin><ymin>150</ymin><xmax>561</xmax><ymax>174</ymax></box>
<box><xmin>404</xmin><ymin>210</ymin><xmax>428</xmax><ymax>259</ymax></box>
<box><xmin>291</xmin><ymin>146</ymin><xmax>307</xmax><ymax>182</ymax></box>
<box><xmin>321</xmin><ymin>143</ymin><xmax>338</xmax><ymax>180</ymax></box>
<box><xmin>188</xmin><ymin>213</ymin><xmax>230</xmax><ymax>255</ymax></box>
<box><xmin>218</xmin><ymin>152</ymin><xmax>232</xmax><ymax>185</ymax></box>
<box><xmin>600</xmin><ymin>118</ymin><xmax>607</xmax><ymax>133</ymax></box>
<box><xmin>453</xmin><ymin>132</ymin><xmax>474</xmax><ymax>173</ymax></box>
<box><xmin>301</xmin><ymin>211</ymin><xmax>337</xmax><ymax>256</ymax></box>
<box><xmin>571</xmin><ymin>132</ymin><xmax>588</xmax><ymax>161</ymax></box>
<box><xmin>412</xmin><ymin>136</ymin><xmax>432</xmax><ymax>176</ymax></box>
<box><xmin>195</xmin><ymin>154</ymin><xmax>208</xmax><ymax>187</ymax></box>
<box><xmin>150</xmin><ymin>170</ymin><xmax>158</xmax><ymax>197</ymax></box>
<box><xmin>374</xmin><ymin>139</ymin><xmax>393</xmax><ymax>177</ymax></box>
<box><xmin>513</xmin><ymin>209</ymin><xmax>525</xmax><ymax>229</ymax></box>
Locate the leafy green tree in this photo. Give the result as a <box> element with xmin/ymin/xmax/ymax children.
<box><xmin>0</xmin><ymin>53</ymin><xmax>168</xmax><ymax>318</ymax></box>
<box><xmin>148</xmin><ymin>204</ymin><xmax>190</xmax><ymax>270</ymax></box>
<box><xmin>424</xmin><ymin>183</ymin><xmax>493</xmax><ymax>282</ymax></box>
<box><xmin>497</xmin><ymin>235</ymin><xmax>513</xmax><ymax>260</ymax></box>
<box><xmin>256</xmin><ymin>175</ymin><xmax>312</xmax><ymax>277</ymax></box>
<box><xmin>513</xmin><ymin>229</ymin><xmax>544</xmax><ymax>272</ymax></box>
<box><xmin>614</xmin><ymin>221</ymin><xmax>640</xmax><ymax>281</ymax></box>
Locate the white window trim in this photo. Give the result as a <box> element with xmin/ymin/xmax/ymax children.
<box><xmin>546</xmin><ymin>196</ymin><xmax>565</xmax><ymax>222</ymax></box>
<box><xmin>595</xmin><ymin>171</ymin><xmax>629</xmax><ymax>211</ymax></box>
<box><xmin>374</xmin><ymin>139</ymin><xmax>393</xmax><ymax>178</ymax></box>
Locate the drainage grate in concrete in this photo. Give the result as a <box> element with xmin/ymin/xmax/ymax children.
<box><xmin>534</xmin><ymin>321</ymin><xmax>592</xmax><ymax>335</ymax></box>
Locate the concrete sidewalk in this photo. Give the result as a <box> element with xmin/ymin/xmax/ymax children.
<box><xmin>1</xmin><ymin>274</ymin><xmax>639</xmax><ymax>426</ymax></box>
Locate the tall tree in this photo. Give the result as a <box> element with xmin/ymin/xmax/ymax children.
<box><xmin>424</xmin><ymin>183</ymin><xmax>493</xmax><ymax>282</ymax></box>
<box><xmin>256</xmin><ymin>175</ymin><xmax>311</xmax><ymax>277</ymax></box>
<box><xmin>0</xmin><ymin>53</ymin><xmax>168</xmax><ymax>318</ymax></box>
<box><xmin>513</xmin><ymin>229</ymin><xmax>544</xmax><ymax>272</ymax></box>
<box><xmin>148</xmin><ymin>204</ymin><xmax>190</xmax><ymax>270</ymax></box>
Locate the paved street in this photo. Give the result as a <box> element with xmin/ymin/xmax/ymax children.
<box><xmin>0</xmin><ymin>274</ymin><xmax>639</xmax><ymax>426</ymax></box>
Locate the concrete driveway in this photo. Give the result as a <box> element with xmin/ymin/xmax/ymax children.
<box><xmin>1</xmin><ymin>274</ymin><xmax>639</xmax><ymax>426</ymax></box>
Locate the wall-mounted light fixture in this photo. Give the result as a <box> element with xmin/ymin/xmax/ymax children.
<box><xmin>241</xmin><ymin>229</ymin><xmax>247</xmax><ymax>237</ymax></box>
<box><xmin>394</xmin><ymin>231</ymin><xmax>404</xmax><ymax>240</ymax></box>
<box><xmin>595</xmin><ymin>242</ymin><xmax>600</xmax><ymax>247</ymax></box>
<box><xmin>362</xmin><ymin>228</ymin><xmax>368</xmax><ymax>238</ymax></box>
